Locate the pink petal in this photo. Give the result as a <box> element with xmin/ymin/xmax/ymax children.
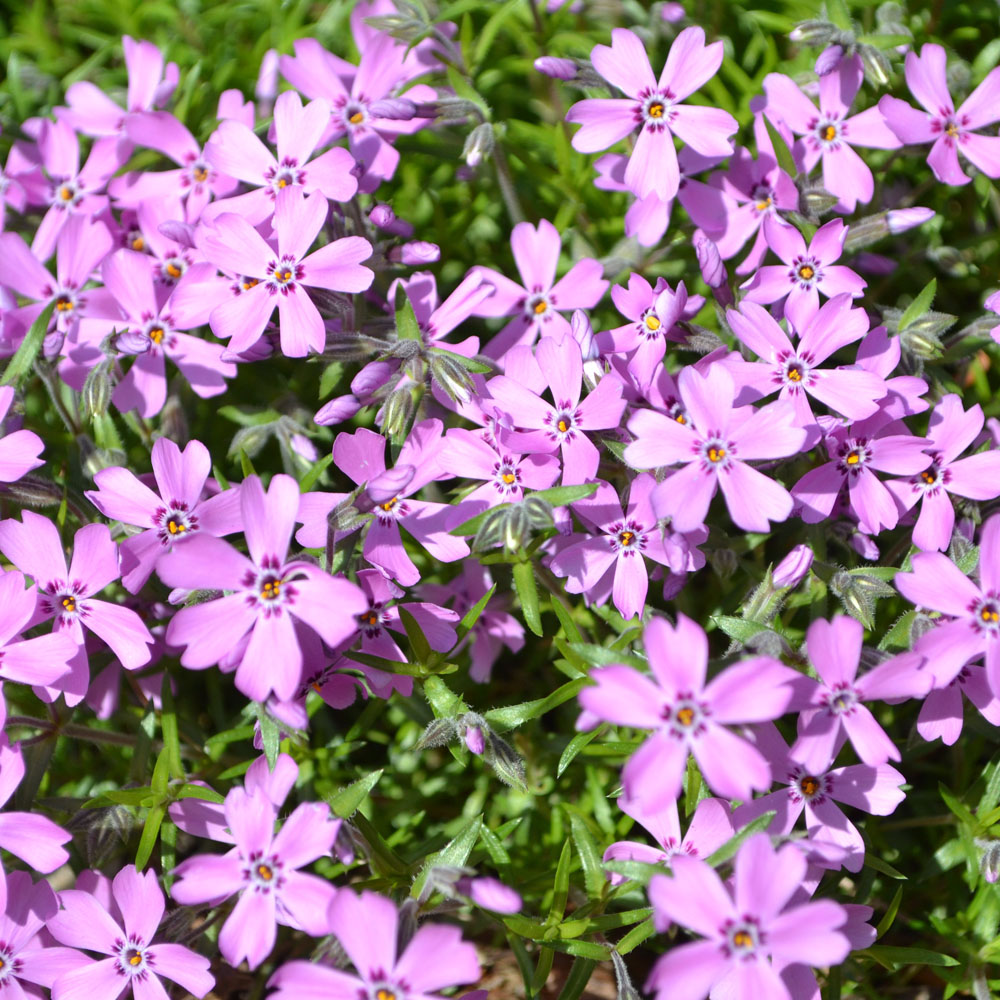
<box><xmin>734</xmin><ymin>835</ymin><xmax>804</xmax><ymax>921</ymax></box>
<box><xmin>578</xmin><ymin>664</ymin><xmax>666</xmax><ymax>727</ymax></box>
<box><xmin>83</xmin><ymin>600</ymin><xmax>154</xmax><ymax>670</ymax></box>
<box><xmin>768</xmin><ymin>900</ymin><xmax>850</xmax><ymax>966</ymax></box>
<box><xmin>511</xmin><ymin>219</ymin><xmax>560</xmax><ymax>293</ymax></box>
<box><xmin>670</xmin><ymin>104</ymin><xmax>737</xmax><ymax>157</ymax></box>
<box><xmin>327</xmin><ymin>889</ymin><xmax>398</xmax><ymax>979</ymax></box>
<box><xmin>303</xmin><ymin>236</ymin><xmax>374</xmax><ymax>292</ymax></box>
<box><xmin>237</xmin><ymin>610</ymin><xmax>300</xmax><ymax>702</ymax></box>
<box><xmin>648</xmin><ymin>855</ymin><xmax>733</xmax><ymax>936</ymax></box>
<box><xmin>718</xmin><ymin>460</ymin><xmax>793</xmax><ymax>532</ymax></box>
<box><xmin>166</xmin><ymin>594</ymin><xmax>257</xmax><ymax>669</ymax></box>
<box><xmin>198</xmin><ymin>212</ymin><xmax>271</xmax><ymax>278</ymax></box>
<box><xmin>652</xmin><ymin>461</ymin><xmax>716</xmax><ymax>533</ymax></box>
<box><xmin>895</xmin><ymin>551</ymin><xmax>980</xmax><ymax>616</ymax></box>
<box><xmin>148</xmin><ymin>942</ymin><xmax>215</xmax><ymax>997</ymax></box>
<box><xmin>625</xmin><ymin>127</ymin><xmax>679</xmax><ymax>200</ymax></box>
<box><xmin>878</xmin><ymin>95</ymin><xmax>937</xmax><ymax>144</ymax></box>
<box><xmin>69</xmin><ymin>523</ymin><xmax>119</xmax><ymax>595</ymax></box>
<box><xmin>113</xmin><ymin>866</ymin><xmax>164</xmax><ymax>946</ymax></box>
<box><xmin>645</xmin><ymin>940</ymin><xmax>730</xmax><ymax>1000</ymax></box>
<box><xmin>591</xmin><ymin>29</ymin><xmax>656</xmax><ymax>97</ymax></box>
<box><xmin>46</xmin><ymin>889</ymin><xmax>121</xmax><ymax>953</ymax></box>
<box><xmin>205</xmin><ymin>120</ymin><xmax>275</xmax><ymax>184</ymax></box>
<box><xmin>660</xmin><ymin>27</ymin><xmax>724</xmax><ymax>101</ymax></box>
<box><xmin>694</xmin><ymin>723</ymin><xmax>772</xmax><ymax>800</ymax></box>
<box><xmin>904</xmin><ymin>45</ymin><xmax>952</xmax><ymax>116</ymax></box>
<box><xmin>394</xmin><ymin>924</ymin><xmax>481</xmax><ymax>994</ymax></box>
<box><xmin>218</xmin><ymin>888</ymin><xmax>276</xmax><ymax>971</ymax></box>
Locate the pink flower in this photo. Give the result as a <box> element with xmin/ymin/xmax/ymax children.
<box><xmin>762</xmin><ymin>56</ymin><xmax>901</xmax><ymax>212</ymax></box>
<box><xmin>625</xmin><ymin>362</ymin><xmax>806</xmax><ymax>533</ymax></box>
<box><xmin>566</xmin><ymin>28</ymin><xmax>737</xmax><ymax>201</ymax></box>
<box><xmin>172</xmin><ymin>787</ymin><xmax>341</xmax><ymax>970</ymax></box>
<box><xmin>741</xmin><ymin>217</ymin><xmax>866</xmax><ymax>331</ymax></box>
<box><xmin>879</xmin><ymin>43</ymin><xmax>1000</xmax><ymax>185</ymax></box>
<box><xmin>0</xmin><ymin>386</ymin><xmax>44</xmax><ymax>484</ymax></box>
<box><xmin>470</xmin><ymin>219</ymin><xmax>608</xmax><ymax>359</ymax></box>
<box><xmin>198</xmin><ymin>186</ymin><xmax>374</xmax><ymax>357</ymax></box>
<box><xmin>85</xmin><ymin>437</ymin><xmax>243</xmax><ymax>592</ymax></box>
<box><xmin>578</xmin><ymin>614</ymin><xmax>799</xmax><ymax>811</ymax></box>
<box><xmin>267</xmin><ymin>889</ymin><xmax>480</xmax><ymax>1000</ymax></box>
<box><xmin>158</xmin><ymin>473</ymin><xmax>367</xmax><ymax>702</ymax></box>
<box><xmin>48</xmin><ymin>865</ymin><xmax>214</xmax><ymax>1000</ymax></box>
<box><xmin>645</xmin><ymin>833</ymin><xmax>851</xmax><ymax>1000</ymax></box>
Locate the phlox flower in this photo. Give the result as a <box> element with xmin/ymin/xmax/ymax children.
<box><xmin>48</xmin><ymin>865</ymin><xmax>213</xmax><ymax>1000</ymax></box>
<box><xmin>469</xmin><ymin>219</ymin><xmax>608</xmax><ymax>359</ymax></box>
<box><xmin>85</xmin><ymin>437</ymin><xmax>242</xmax><ymax>592</ymax></box>
<box><xmin>0</xmin><ymin>512</ymin><xmax>155</xmax><ymax>704</ymax></box>
<box><xmin>205</xmin><ymin>89</ymin><xmax>358</xmax><ymax>225</ymax></box>
<box><xmin>198</xmin><ymin>186</ymin><xmax>374</xmax><ymax>357</ymax></box>
<box><xmin>0</xmin><ymin>386</ymin><xmax>44</xmax><ymax>484</ymax></box>
<box><xmin>792</xmin><ymin>616</ymin><xmax>929</xmax><ymax>771</ymax></box>
<box><xmin>726</xmin><ymin>295</ymin><xmax>888</xmax><ymax>427</ymax></box>
<box><xmin>267</xmin><ymin>889</ymin><xmax>480</xmax><ymax>1000</ymax></box>
<box><xmin>566</xmin><ymin>28</ymin><xmax>737</xmax><ymax>201</ymax></box>
<box><xmin>0</xmin><ymin>738</ymin><xmax>72</xmax><ymax>910</ymax></box>
<box><xmin>886</xmin><ymin>393</ymin><xmax>1000</xmax><ymax>551</ymax></box>
<box><xmin>578</xmin><ymin>614</ymin><xmax>800</xmax><ymax>811</ymax></box>
<box><xmin>762</xmin><ymin>55</ymin><xmax>901</xmax><ymax>212</ymax></box>
<box><xmin>0</xmin><ymin>871</ymin><xmax>89</xmax><ymax>996</ymax></box>
<box><xmin>792</xmin><ymin>410</ymin><xmax>932</xmax><ymax>533</ymax></box>
<box><xmin>879</xmin><ymin>43</ymin><xmax>1000</xmax><ymax>185</ymax></box>
<box><xmin>645</xmin><ymin>833</ymin><xmax>850</xmax><ymax>1000</ymax></box>
<box><xmin>390</xmin><ymin>269</ymin><xmax>496</xmax><ymax>355</ymax></box>
<box><xmin>280</xmin><ymin>34</ymin><xmax>437</xmax><ymax>192</ymax></box>
<box><xmin>171</xmin><ymin>788</ymin><xmax>341</xmax><ymax>970</ymax></box>
<box><xmin>548</xmin><ymin>475</ymin><xmax>694</xmax><ymax>620</ymax></box>
<box><xmin>624</xmin><ymin>362</ymin><xmax>806</xmax><ymax>533</ymax></box>
<box><xmin>28</xmin><ymin>119</ymin><xmax>119</xmax><ymax>260</ymax></box>
<box><xmin>604</xmin><ymin>796</ymin><xmax>733</xmax><ymax>885</ymax></box>
<box><xmin>916</xmin><ymin>663</ymin><xmax>1000</xmax><ymax>747</ymax></box>
<box><xmin>158</xmin><ymin>473</ymin><xmax>366</xmax><ymax>702</ymax></box>
<box><xmin>741</xmin><ymin>217</ymin><xmax>866</xmax><ymax>332</ymax></box>
<box><xmin>733</xmin><ymin>723</ymin><xmax>905</xmax><ymax>873</ymax></box>
<box><xmin>486</xmin><ymin>334</ymin><xmax>626</xmax><ymax>484</ymax></box>
<box><xmin>895</xmin><ymin>514</ymin><xmax>1000</xmax><ymax>694</ymax></box>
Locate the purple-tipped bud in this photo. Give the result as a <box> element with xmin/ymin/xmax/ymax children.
<box><xmin>369</xmin><ymin>204</ymin><xmax>396</xmax><ymax>229</ymax></box>
<box><xmin>389</xmin><ymin>241</ymin><xmax>441</xmax><ymax>265</ymax></box>
<box><xmin>661</xmin><ymin>2</ymin><xmax>685</xmax><ymax>21</ymax></box>
<box><xmin>457</xmin><ymin>875</ymin><xmax>522</xmax><ymax>913</ymax></box>
<box><xmin>154</xmin><ymin>63</ymin><xmax>180</xmax><ymax>107</ymax></box>
<box><xmin>850</xmin><ymin>532</ymin><xmax>880</xmax><ymax>560</ymax></box>
<box><xmin>854</xmin><ymin>252</ymin><xmax>897</xmax><ymax>275</ymax></box>
<box><xmin>814</xmin><ymin>44</ymin><xmax>844</xmax><ymax>75</ymax></box>
<box><xmin>221</xmin><ymin>337</ymin><xmax>273</xmax><ymax>364</ymax></box>
<box><xmin>368</xmin><ymin>98</ymin><xmax>417</xmax><ymax>121</ymax></box>
<box><xmin>368</xmin><ymin>464</ymin><xmax>416</xmax><ymax>504</ymax></box>
<box><xmin>256</xmin><ymin>49</ymin><xmax>279</xmax><ymax>102</ymax></box>
<box><xmin>464</xmin><ymin>724</ymin><xmax>485</xmax><ymax>755</ymax></box>
<box><xmin>986</xmin><ymin>290</ymin><xmax>1000</xmax><ymax>315</ymax></box>
<box><xmin>116</xmin><ymin>330</ymin><xmax>152</xmax><ymax>355</ymax></box>
<box><xmin>772</xmin><ymin>544</ymin><xmax>814</xmax><ymax>588</ymax></box>
<box><xmin>534</xmin><ymin>56</ymin><xmax>577</xmax><ymax>80</ymax></box>
<box><xmin>290</xmin><ymin>434</ymin><xmax>317</xmax><ymax>461</ymax></box>
<box><xmin>314</xmin><ymin>395</ymin><xmax>361</xmax><ymax>426</ymax></box>
<box><xmin>157</xmin><ymin>220</ymin><xmax>197</xmax><ymax>248</ymax></box>
<box><xmin>351</xmin><ymin>360</ymin><xmax>395</xmax><ymax>397</ymax></box>
<box><xmin>886</xmin><ymin>207</ymin><xmax>935</xmax><ymax>234</ymax></box>
<box><xmin>570</xmin><ymin>310</ymin><xmax>599</xmax><ymax>361</ymax></box>
<box><xmin>693</xmin><ymin>231</ymin><xmax>732</xmax><ymax>306</ymax></box>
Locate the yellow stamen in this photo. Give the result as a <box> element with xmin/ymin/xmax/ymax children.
<box><xmin>533</xmin><ymin>300</ymin><xmax>548</xmax><ymax>315</ymax></box>
<box><xmin>257</xmin><ymin>863</ymin><xmax>273</xmax><ymax>881</ymax></box>
<box><xmin>982</xmin><ymin>608</ymin><xmax>999</xmax><ymax>623</ymax></box>
<box><xmin>501</xmin><ymin>472</ymin><xmax>516</xmax><ymax>484</ymax></box>
<box><xmin>921</xmin><ymin>469</ymin><xmax>937</xmax><ymax>484</ymax></box>
<box><xmin>800</xmin><ymin>775</ymin><xmax>819</xmax><ymax>796</ymax></box>
<box><xmin>376</xmin><ymin>990</ymin><xmax>397</xmax><ymax>1000</ymax></box>
<box><xmin>620</xmin><ymin>531</ymin><xmax>634</xmax><ymax>546</ymax></box>
<box><xmin>59</xmin><ymin>186</ymin><xmax>73</xmax><ymax>201</ymax></box>
<box><xmin>755</xmin><ymin>196</ymin><xmax>772</xmax><ymax>212</ymax></box>
<box><xmin>260</xmin><ymin>579</ymin><xmax>282</xmax><ymax>600</ymax></box>
<box><xmin>167</xmin><ymin>519</ymin><xmax>185</xmax><ymax>534</ymax></box>
<box><xmin>707</xmin><ymin>446</ymin><xmax>726</xmax><ymax>463</ymax></box>
<box><xmin>275</xmin><ymin>268</ymin><xmax>293</xmax><ymax>283</ymax></box>
<box><xmin>647</xmin><ymin>102</ymin><xmax>665</xmax><ymax>119</ymax></box>
<box><xmin>945</xmin><ymin>121</ymin><xmax>959</xmax><ymax>138</ymax></box>
<box><xmin>166</xmin><ymin>262</ymin><xmax>182</xmax><ymax>279</ymax></box>
<box><xmin>645</xmin><ymin>315</ymin><xmax>661</xmax><ymax>331</ymax></box>
<box><xmin>822</xmin><ymin>125</ymin><xmax>837</xmax><ymax>142</ymax></box>
<box><xmin>148</xmin><ymin>326</ymin><xmax>164</xmax><ymax>344</ymax></box>
<box><xmin>787</xmin><ymin>365</ymin><xmax>802</xmax><ymax>382</ymax></box>
<box><xmin>732</xmin><ymin>930</ymin><xmax>753</xmax><ymax>949</ymax></box>
<box><xmin>349</xmin><ymin>111</ymin><xmax>364</xmax><ymax>125</ymax></box>
<box><xmin>797</xmin><ymin>264</ymin><xmax>815</xmax><ymax>281</ymax></box>
<box><xmin>845</xmin><ymin>450</ymin><xmax>861</xmax><ymax>465</ymax></box>
<box><xmin>242</xmin><ymin>278</ymin><xmax>259</xmax><ymax>291</ymax></box>
<box><xmin>557</xmin><ymin>419</ymin><xmax>569</xmax><ymax>433</ymax></box>
<box><xmin>131</xmin><ymin>236</ymin><xmax>145</xmax><ymax>251</ymax></box>
<box><xmin>192</xmin><ymin>165</ymin><xmax>208</xmax><ymax>183</ymax></box>
<box><xmin>381</xmin><ymin>497</ymin><xmax>398</xmax><ymax>512</ymax></box>
<box><xmin>676</xmin><ymin>706</ymin><xmax>695</xmax><ymax>727</ymax></box>
<box><xmin>55</xmin><ymin>296</ymin><xmax>74</xmax><ymax>312</ymax></box>
<box><xmin>62</xmin><ymin>596</ymin><xmax>76</xmax><ymax>613</ymax></box>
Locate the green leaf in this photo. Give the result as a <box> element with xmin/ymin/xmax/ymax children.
<box><xmin>135</xmin><ymin>803</ymin><xmax>166</xmax><ymax>869</ymax></box>
<box><xmin>454</xmin><ymin>583</ymin><xmax>496</xmax><ymax>645</ymax></box>
<box><xmin>705</xmin><ymin>811</ymin><xmax>777</xmax><ymax>868</ymax></box>
<box><xmin>319</xmin><ymin>361</ymin><xmax>345</xmax><ymax>399</ymax></box>
<box><xmin>602</xmin><ymin>858</ymin><xmax>665</xmax><ymax>887</ymax></box>
<box><xmin>712</xmin><ymin>615</ymin><xmax>773</xmax><ymax>645</ymax></box>
<box><xmin>239</xmin><ymin>448</ymin><xmax>256</xmax><ymax>479</ymax></box>
<box><xmin>940</xmin><ymin>782</ymin><xmax>977</xmax><ymax>827</ymax></box>
<box><xmin>863</xmin><ymin>853</ymin><xmax>907</xmax><ymax>879</ymax></box>
<box><xmin>450</xmin><ymin>502</ymin><xmax>511</xmax><ymax>536</ymax></box>
<box><xmin>398</xmin><ymin>606</ymin><xmax>431</xmax><ymax>664</ymax></box>
<box><xmin>827</xmin><ymin>0</ymin><xmax>852</xmax><ymax>30</ymax></box>
<box><xmin>484</xmin><ymin>677</ymin><xmax>587</xmax><ymax>732</ymax></box>
<box><xmin>218</xmin><ymin>405</ymin><xmax>282</xmax><ymax>426</ymax></box>
<box><xmin>353</xmin><ymin>813</ymin><xmax>409</xmax><ymax>877</ymax></box>
<box><xmin>566</xmin><ymin>643</ymin><xmax>645</xmax><ymax>670</ymax></box>
<box><xmin>551</xmin><ymin>596</ymin><xmax>583</xmax><ymax>643</ymax></box>
<box><xmin>761</xmin><ymin>114</ymin><xmax>798</xmax><ymax>179</ymax></box>
<box><xmin>548</xmin><ymin>839</ymin><xmax>573</xmax><ymax>923</ymax></box>
<box><xmin>479</xmin><ymin>823</ymin><xmax>512</xmax><ymax>866</ymax></box>
<box><xmin>555</xmin><ymin>957</ymin><xmax>597</xmax><ymax>1000</ymax></box>
<box><xmin>1</xmin><ymin>300</ymin><xmax>55</xmax><ymax>387</ymax></box>
<box><xmin>568</xmin><ymin>811</ymin><xmax>604</xmax><ymax>899</ymax></box>
<box><xmin>876</xmin><ymin>884</ymin><xmax>904</xmax><ymax>939</ymax></box>
<box><xmin>412</xmin><ymin>814</ymin><xmax>483</xmax><ymax>898</ymax></box>
<box><xmin>150</xmin><ymin>746</ymin><xmax>171</xmax><ymax>798</ymax></box>
<box><xmin>861</xmin><ymin>946</ymin><xmax>958</xmax><ymax>969</ymax></box>
<box><xmin>159</xmin><ymin>674</ymin><xmax>184</xmax><ymax>781</ymax></box>
<box><xmin>616</xmin><ymin>915</ymin><xmax>656</xmax><ymax>955</ymax></box>
<box><xmin>558</xmin><ymin>727</ymin><xmax>605</xmax><ymax>778</ymax></box>
<box><xmin>348</xmin><ymin>649</ymin><xmax>452</xmax><ymax>677</ymax></box>
<box><xmin>255</xmin><ymin>702</ymin><xmax>282</xmax><ymax>769</ymax></box>
<box><xmin>546</xmin><ymin>939</ymin><xmax>611</xmax><ymax>960</ymax></box>
<box><xmin>423</xmin><ymin>675</ymin><xmax>467</xmax><ymax>717</ymax></box>
<box><xmin>173</xmin><ymin>784</ymin><xmax>225</xmax><ymax>804</ymax></box>
<box><xmin>394</xmin><ymin>284</ymin><xmax>422</xmax><ymax>341</ymax></box>
<box><xmin>531</xmin><ymin>483</ymin><xmax>599</xmax><ymax>507</ymax></box>
<box><xmin>513</xmin><ymin>560</ymin><xmax>543</xmax><ymax>637</ymax></box>
<box><xmin>299</xmin><ymin>452</ymin><xmax>335</xmax><ymax>492</ymax></box>
<box><xmin>327</xmin><ymin>769</ymin><xmax>383</xmax><ymax>819</ymax></box>
<box><xmin>898</xmin><ymin>278</ymin><xmax>937</xmax><ymax>332</ymax></box>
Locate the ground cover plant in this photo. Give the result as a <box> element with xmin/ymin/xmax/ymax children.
<box><xmin>2</xmin><ymin>0</ymin><xmax>1000</xmax><ymax>997</ymax></box>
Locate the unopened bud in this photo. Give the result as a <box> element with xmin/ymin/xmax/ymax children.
<box><xmin>256</xmin><ymin>49</ymin><xmax>279</xmax><ymax>106</ymax></box>
<box><xmin>430</xmin><ymin>353</ymin><xmax>475</xmax><ymax>404</ymax></box>
<box><xmin>458</xmin><ymin>875</ymin><xmax>522</xmax><ymax>913</ymax></box>
<box><xmin>486</xmin><ymin>731</ymin><xmax>527</xmax><ymax>791</ymax></box>
<box><xmin>315</xmin><ymin>395</ymin><xmax>362</xmax><ymax>425</ymax></box>
<box><xmin>351</xmin><ymin>360</ymin><xmax>396</xmax><ymax>396</ymax></box>
<box><xmin>415</xmin><ymin>717</ymin><xmax>458</xmax><ymax>750</ymax></box>
<box><xmin>859</xmin><ymin>43</ymin><xmax>892</xmax><ymax>87</ymax></box>
<box><xmin>976</xmin><ymin>838</ymin><xmax>1000</xmax><ymax>883</ymax></box>
<box><xmin>534</xmin><ymin>56</ymin><xmax>578</xmax><ymax>80</ymax></box>
<box><xmin>368</xmin><ymin>464</ymin><xmax>415</xmax><ymax>505</ymax></box>
<box><xmin>910</xmin><ymin>611</ymin><xmax>938</xmax><ymax>646</ymax></box>
<box><xmin>368</xmin><ymin>98</ymin><xmax>417</xmax><ymax>121</ymax></box>
<box><xmin>464</xmin><ymin>724</ymin><xmax>485</xmax><ymax>755</ymax></box>
<box><xmin>369</xmin><ymin>204</ymin><xmax>396</xmax><ymax>229</ymax></box>
<box><xmin>472</xmin><ymin>506</ymin><xmax>508</xmax><ymax>552</ymax></box>
<box><xmin>693</xmin><ymin>232</ymin><xmax>732</xmax><ymax>305</ymax></box>
<box><xmin>815</xmin><ymin>44</ymin><xmax>844</xmax><ymax>75</ymax></box>
<box><xmin>83</xmin><ymin>447</ymin><xmax>128</xmax><ymax>478</ymax></box>
<box><xmin>801</xmin><ymin>185</ymin><xmax>840</xmax><ymax>218</ymax></box>
<box><xmin>81</xmin><ymin>361</ymin><xmax>113</xmax><ymax>420</ymax></box>
<box><xmin>843</xmin><ymin>212</ymin><xmax>891</xmax><ymax>252</ymax></box>
<box><xmin>611</xmin><ymin>949</ymin><xmax>642</xmax><ymax>1000</ymax></box>
<box><xmin>522</xmin><ymin>494</ymin><xmax>555</xmax><ymax>530</ymax></box>
<box><xmin>503</xmin><ymin>504</ymin><xmax>529</xmax><ymax>553</ymax></box>
<box><xmin>773</xmin><ymin>544</ymin><xmax>814</xmax><ymax>588</ymax></box>
<box><xmin>380</xmin><ymin>387</ymin><xmax>415</xmax><ymax>439</ymax></box>
<box><xmin>887</xmin><ymin>207</ymin><xmax>935</xmax><ymax>234</ymax></box>
<box><xmin>424</xmin><ymin>97</ymin><xmax>483</xmax><ymax>123</ymax></box>
<box><xmin>229</xmin><ymin>423</ymin><xmax>274</xmax><ymax>460</ymax></box>
<box><xmin>115</xmin><ymin>329</ymin><xmax>151</xmax><ymax>355</ymax></box>
<box><xmin>388</xmin><ymin>241</ymin><xmax>440</xmax><ymax>265</ymax></box>
<box><xmin>462</xmin><ymin>122</ymin><xmax>495</xmax><ymax>168</ymax></box>
<box><xmin>831</xmin><ymin>569</ymin><xmax>876</xmax><ymax>628</ymax></box>
<box><xmin>745</xmin><ymin>629</ymin><xmax>792</xmax><ymax>659</ymax></box>
<box><xmin>661</xmin><ymin>2</ymin><xmax>685</xmax><ymax>22</ymax></box>
<box><xmin>570</xmin><ymin>309</ymin><xmax>599</xmax><ymax>361</ymax></box>
<box><xmin>899</xmin><ymin>324</ymin><xmax>945</xmax><ymax>361</ymax></box>
<box><xmin>710</xmin><ymin>548</ymin><xmax>739</xmax><ymax>580</ymax></box>
<box><xmin>789</xmin><ymin>19</ymin><xmax>838</xmax><ymax>44</ymax></box>
<box><xmin>157</xmin><ymin>220</ymin><xmax>197</xmax><ymax>249</ymax></box>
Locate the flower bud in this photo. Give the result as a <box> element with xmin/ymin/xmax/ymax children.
<box><xmin>661</xmin><ymin>2</ymin><xmax>685</xmax><ymax>22</ymax></box>
<box><xmin>789</xmin><ymin>19</ymin><xmax>838</xmax><ymax>44</ymax></box>
<box><xmin>815</xmin><ymin>44</ymin><xmax>844</xmax><ymax>75</ymax></box>
<box><xmin>458</xmin><ymin>875</ymin><xmax>522</xmax><ymax>913</ymax></box>
<box><xmin>745</xmin><ymin>629</ymin><xmax>792</xmax><ymax>660</ymax></box>
<box><xmin>773</xmin><ymin>544</ymin><xmax>814</xmax><ymax>588</ymax></box>
<box><xmin>534</xmin><ymin>56</ymin><xmax>577</xmax><ymax>80</ymax></box>
<box><xmin>430</xmin><ymin>353</ymin><xmax>475</xmax><ymax>404</ymax></box>
<box><xmin>351</xmin><ymin>360</ymin><xmax>396</xmax><ymax>396</ymax></box>
<box><xmin>157</xmin><ymin>220</ymin><xmax>197</xmax><ymax>248</ymax></box>
<box><xmin>415</xmin><ymin>717</ymin><xmax>458</xmax><ymax>750</ymax></box>
<box><xmin>976</xmin><ymin>838</ymin><xmax>1000</xmax><ymax>883</ymax></box>
<box><xmin>887</xmin><ymin>207</ymin><xmax>935</xmax><ymax>234</ymax></box>
<box><xmin>423</xmin><ymin>97</ymin><xmax>483</xmax><ymax>123</ymax></box>
<box><xmin>859</xmin><ymin>43</ymin><xmax>891</xmax><ymax>87</ymax></box>
<box><xmin>380</xmin><ymin>387</ymin><xmax>415</xmax><ymax>439</ymax></box>
<box><xmin>369</xmin><ymin>204</ymin><xmax>396</xmax><ymax>229</ymax></box>
<box><xmin>464</xmin><ymin>723</ymin><xmax>485</xmax><ymax>755</ymax></box>
<box><xmin>368</xmin><ymin>464</ymin><xmax>415</xmax><ymax>505</ymax></box>
<box><xmin>801</xmin><ymin>185</ymin><xmax>840</xmax><ymax>217</ymax></box>
<box><xmin>570</xmin><ymin>309</ymin><xmax>599</xmax><ymax>361</ymax></box>
<box><xmin>368</xmin><ymin>98</ymin><xmax>417</xmax><ymax>121</ymax></box>
<box><xmin>462</xmin><ymin>122</ymin><xmax>495</xmax><ymax>168</ymax></box>
<box><xmin>315</xmin><ymin>394</ymin><xmax>361</xmax><ymax>426</ymax></box>
<box><xmin>115</xmin><ymin>329</ymin><xmax>152</xmax><ymax>355</ymax></box>
<box><xmin>710</xmin><ymin>548</ymin><xmax>738</xmax><ymax>580</ymax></box>
<box><xmin>255</xmin><ymin>49</ymin><xmax>279</xmax><ymax>112</ymax></box>
<box><xmin>830</xmin><ymin>569</ymin><xmax>875</xmax><ymax>627</ymax></box>
<box><xmin>522</xmin><ymin>494</ymin><xmax>555</xmax><ymax>530</ymax></box>
<box><xmin>81</xmin><ymin>361</ymin><xmax>114</xmax><ymax>421</ymax></box>
<box><xmin>611</xmin><ymin>949</ymin><xmax>642</xmax><ymax>1000</ymax></box>
<box><xmin>486</xmin><ymin>731</ymin><xmax>527</xmax><ymax>791</ymax></box>
<box><xmin>843</xmin><ymin>212</ymin><xmax>891</xmax><ymax>252</ymax></box>
<box><xmin>502</xmin><ymin>504</ymin><xmax>529</xmax><ymax>553</ymax></box>
<box><xmin>693</xmin><ymin>231</ymin><xmax>732</xmax><ymax>306</ymax></box>
<box><xmin>388</xmin><ymin>241</ymin><xmax>440</xmax><ymax>265</ymax></box>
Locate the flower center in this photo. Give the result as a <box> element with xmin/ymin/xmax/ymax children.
<box><xmin>267</xmin><ymin>256</ymin><xmax>303</xmax><ymax>293</ymax></box>
<box><xmin>259</xmin><ymin>574</ymin><xmax>284</xmax><ymax>601</ymax></box>
<box><xmin>945</xmin><ymin>120</ymin><xmax>959</xmax><ymax>138</ymax></box>
<box><xmin>246</xmin><ymin>852</ymin><xmax>283</xmax><ymax>890</ymax></box>
<box><xmin>640</xmin><ymin>91</ymin><xmax>674</xmax><ymax>128</ymax></box>
<box><xmin>645</xmin><ymin>313</ymin><xmax>661</xmax><ymax>331</ymax></box>
<box><xmin>147</xmin><ymin>324</ymin><xmax>165</xmax><ymax>345</ymax></box>
<box><xmin>242</xmin><ymin>277</ymin><xmax>259</xmax><ymax>291</ymax></box>
<box><xmin>350</xmin><ymin>110</ymin><xmax>364</xmax><ymax>125</ymax></box>
<box><xmin>818</xmin><ymin>121</ymin><xmax>839</xmax><ymax>143</ymax></box>
<box><xmin>701</xmin><ymin>438</ymin><xmax>730</xmax><ymax>466</ymax></box>
<box><xmin>648</xmin><ymin>101</ymin><xmax>665</xmax><ymax>118</ymax></box>
<box><xmin>130</xmin><ymin>233</ymin><xmax>145</xmax><ymax>252</ymax></box>
<box><xmin>797</xmin><ymin>263</ymin><xmax>815</xmax><ymax>281</ymax></box>
<box><xmin>972</xmin><ymin>597</ymin><xmax>1000</xmax><ymax>634</ymax></box>
<box><xmin>785</xmin><ymin>361</ymin><xmax>804</xmax><ymax>382</ymax></box>
<box><xmin>162</xmin><ymin>258</ymin><xmax>186</xmax><ymax>282</ymax></box>
<box><xmin>724</xmin><ymin>919</ymin><xmax>760</xmax><ymax>958</ymax></box>
<box><xmin>189</xmin><ymin>161</ymin><xmax>210</xmax><ymax>185</ymax></box>
<box><xmin>800</xmin><ymin>774</ymin><xmax>820</xmax><ymax>797</ymax></box>
<box><xmin>525</xmin><ymin>293</ymin><xmax>552</xmax><ymax>319</ymax></box>
<box><xmin>839</xmin><ymin>440</ymin><xmax>871</xmax><ymax>475</ymax></box>
<box><xmin>826</xmin><ymin>684</ymin><xmax>857</xmax><ymax>715</ymax></box>
<box><xmin>115</xmin><ymin>939</ymin><xmax>149</xmax><ymax>977</ymax></box>
<box><xmin>661</xmin><ymin>696</ymin><xmax>707</xmax><ymax>738</ymax></box>
<box><xmin>370</xmin><ymin>985</ymin><xmax>399</xmax><ymax>1000</ymax></box>
<box><xmin>55</xmin><ymin>294</ymin><xmax>75</xmax><ymax>312</ymax></box>
<box><xmin>62</xmin><ymin>595</ymin><xmax>76</xmax><ymax>613</ymax></box>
